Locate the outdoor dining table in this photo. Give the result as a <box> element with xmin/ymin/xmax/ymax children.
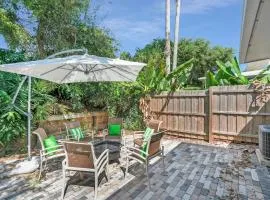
<box><xmin>93</xmin><ymin>140</ymin><xmax>122</xmax><ymax>164</ymax></box>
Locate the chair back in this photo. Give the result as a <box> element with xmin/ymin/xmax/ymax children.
<box><xmin>64</xmin><ymin>121</ymin><xmax>81</xmax><ymax>129</ymax></box>
<box><xmin>108</xmin><ymin>118</ymin><xmax>123</xmax><ymax>126</ymax></box>
<box><xmin>33</xmin><ymin>128</ymin><xmax>48</xmax><ymax>151</ymax></box>
<box><xmin>147</xmin><ymin>119</ymin><xmax>163</xmax><ymax>132</ymax></box>
<box><xmin>107</xmin><ymin>118</ymin><xmax>124</xmax><ymax>138</ymax></box>
<box><xmin>64</xmin><ymin>121</ymin><xmax>81</xmax><ymax>139</ymax></box>
<box><xmin>147</xmin><ymin>131</ymin><xmax>164</xmax><ymax>157</ymax></box>
<box><xmin>63</xmin><ymin>141</ymin><xmax>95</xmax><ymax>169</ymax></box>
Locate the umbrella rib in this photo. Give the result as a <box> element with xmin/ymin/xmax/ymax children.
<box><xmin>91</xmin><ymin>66</ymin><xmax>116</xmax><ymax>72</ymax></box>
<box><xmin>109</xmin><ymin>64</ymin><xmax>137</xmax><ymax>76</ymax></box>
<box><xmin>59</xmin><ymin>66</ymin><xmax>79</xmax><ymax>83</ymax></box>
<box><xmin>40</xmin><ymin>64</ymin><xmax>73</xmax><ymax>76</ymax></box>
<box><xmin>109</xmin><ymin>67</ymin><xmax>133</xmax><ymax>81</ymax></box>
<box><xmin>88</xmin><ymin>64</ymin><xmax>98</xmax><ymax>81</ymax></box>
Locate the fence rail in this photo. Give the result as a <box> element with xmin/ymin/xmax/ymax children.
<box><xmin>149</xmin><ymin>85</ymin><xmax>270</xmax><ymax>143</ymax></box>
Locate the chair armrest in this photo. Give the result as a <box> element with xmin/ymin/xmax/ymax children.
<box><xmin>125</xmin><ymin>146</ymin><xmax>148</xmax><ymax>157</ymax></box>
<box><xmin>102</xmin><ymin>129</ymin><xmax>108</xmax><ymax>137</ymax></box>
<box><xmin>133</xmin><ymin>131</ymin><xmax>144</xmax><ymax>139</ymax></box>
<box><xmin>96</xmin><ymin>149</ymin><xmax>109</xmax><ymax>175</ymax></box>
<box><xmin>62</xmin><ymin>159</ymin><xmax>67</xmax><ymax>168</ymax></box>
<box><xmin>66</xmin><ymin>133</ymin><xmax>78</xmax><ymax>141</ymax></box>
<box><xmin>41</xmin><ymin>145</ymin><xmax>64</xmax><ymax>156</ymax></box>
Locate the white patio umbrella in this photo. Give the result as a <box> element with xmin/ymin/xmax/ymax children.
<box><xmin>0</xmin><ymin>49</ymin><xmax>146</xmax><ymax>160</ymax></box>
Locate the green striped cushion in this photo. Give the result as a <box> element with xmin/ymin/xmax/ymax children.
<box><xmin>43</xmin><ymin>135</ymin><xmax>59</xmax><ymax>155</ymax></box>
<box><xmin>141</xmin><ymin>127</ymin><xmax>154</xmax><ymax>157</ymax></box>
<box><xmin>69</xmin><ymin>127</ymin><xmax>85</xmax><ymax>141</ymax></box>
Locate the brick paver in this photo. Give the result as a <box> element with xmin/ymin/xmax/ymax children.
<box><xmin>108</xmin><ymin>143</ymin><xmax>270</xmax><ymax>200</ymax></box>
<box><xmin>1</xmin><ymin>140</ymin><xmax>270</xmax><ymax>200</ymax></box>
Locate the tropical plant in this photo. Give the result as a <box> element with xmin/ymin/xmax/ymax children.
<box><xmin>252</xmin><ymin>65</ymin><xmax>270</xmax><ymax>84</ymax></box>
<box><xmin>133</xmin><ymin>38</ymin><xmax>233</xmax><ymax>86</ymax></box>
<box><xmin>136</xmin><ymin>52</ymin><xmax>194</xmax><ymax>95</ymax></box>
<box><xmin>0</xmin><ymin>90</ymin><xmax>25</xmax><ymax>147</ymax></box>
<box><xmin>205</xmin><ymin>57</ymin><xmax>249</xmax><ymax>88</ymax></box>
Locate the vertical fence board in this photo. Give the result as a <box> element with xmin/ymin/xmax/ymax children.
<box><xmin>149</xmin><ymin>85</ymin><xmax>270</xmax><ymax>143</ymax></box>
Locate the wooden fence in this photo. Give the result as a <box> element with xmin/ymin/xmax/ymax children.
<box><xmin>149</xmin><ymin>85</ymin><xmax>270</xmax><ymax>143</ymax></box>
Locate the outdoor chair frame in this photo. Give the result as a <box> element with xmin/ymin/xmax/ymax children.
<box><xmin>133</xmin><ymin>119</ymin><xmax>163</xmax><ymax>147</ymax></box>
<box><xmin>125</xmin><ymin>131</ymin><xmax>165</xmax><ymax>188</ymax></box>
<box><xmin>61</xmin><ymin>141</ymin><xmax>109</xmax><ymax>200</ymax></box>
<box><xmin>102</xmin><ymin>118</ymin><xmax>125</xmax><ymax>144</ymax></box>
<box><xmin>33</xmin><ymin>128</ymin><xmax>65</xmax><ymax>180</ymax></box>
<box><xmin>64</xmin><ymin>121</ymin><xmax>94</xmax><ymax>141</ymax></box>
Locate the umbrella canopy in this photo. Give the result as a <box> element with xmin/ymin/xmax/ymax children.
<box><xmin>240</xmin><ymin>0</ymin><xmax>270</xmax><ymax>63</ymax></box>
<box><xmin>0</xmin><ymin>54</ymin><xmax>146</xmax><ymax>83</ymax></box>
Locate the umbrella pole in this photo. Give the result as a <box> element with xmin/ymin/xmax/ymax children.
<box><xmin>27</xmin><ymin>76</ymin><xmax>32</xmax><ymax>160</ymax></box>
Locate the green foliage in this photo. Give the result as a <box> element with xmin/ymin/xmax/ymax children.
<box><xmin>134</xmin><ymin>39</ymin><xmax>166</xmax><ymax>63</ymax></box>
<box><xmin>0</xmin><ymin>5</ymin><xmax>30</xmax><ymax>50</ymax></box>
<box><xmin>1</xmin><ymin>0</ymin><xmax>117</xmax><ymax>58</ymax></box>
<box><xmin>120</xmin><ymin>51</ymin><xmax>133</xmax><ymax>61</ymax></box>
<box><xmin>0</xmin><ymin>90</ymin><xmax>25</xmax><ymax>147</ymax></box>
<box><xmin>205</xmin><ymin>57</ymin><xmax>249</xmax><ymax>88</ymax></box>
<box><xmin>0</xmin><ymin>49</ymin><xmax>27</xmax><ymax>64</ymax></box>
<box><xmin>252</xmin><ymin>65</ymin><xmax>270</xmax><ymax>84</ymax></box>
<box><xmin>132</xmin><ymin>38</ymin><xmax>233</xmax><ymax>86</ymax></box>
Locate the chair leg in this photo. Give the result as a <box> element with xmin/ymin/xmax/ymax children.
<box><xmin>61</xmin><ymin>169</ymin><xmax>68</xmax><ymax>200</ymax></box>
<box><xmin>38</xmin><ymin>157</ymin><xmax>43</xmax><ymax>180</ymax></box>
<box><xmin>94</xmin><ymin>172</ymin><xmax>98</xmax><ymax>200</ymax></box>
<box><xmin>44</xmin><ymin>159</ymin><xmax>48</xmax><ymax>171</ymax></box>
<box><xmin>125</xmin><ymin>156</ymin><xmax>129</xmax><ymax>178</ymax></box>
<box><xmin>162</xmin><ymin>147</ymin><xmax>165</xmax><ymax>173</ymax></box>
<box><xmin>146</xmin><ymin>161</ymin><xmax>151</xmax><ymax>190</ymax></box>
<box><xmin>105</xmin><ymin>164</ymin><xmax>109</xmax><ymax>182</ymax></box>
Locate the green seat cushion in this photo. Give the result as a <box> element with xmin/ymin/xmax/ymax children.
<box><xmin>43</xmin><ymin>135</ymin><xmax>59</xmax><ymax>155</ymax></box>
<box><xmin>108</xmin><ymin>124</ymin><xmax>121</xmax><ymax>136</ymax></box>
<box><xmin>141</xmin><ymin>127</ymin><xmax>154</xmax><ymax>157</ymax></box>
<box><xmin>69</xmin><ymin>127</ymin><xmax>85</xmax><ymax>140</ymax></box>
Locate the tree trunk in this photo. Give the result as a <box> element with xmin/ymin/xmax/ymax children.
<box><xmin>36</xmin><ymin>21</ymin><xmax>46</xmax><ymax>58</ymax></box>
<box><xmin>165</xmin><ymin>0</ymin><xmax>171</xmax><ymax>73</ymax></box>
<box><xmin>173</xmin><ymin>0</ymin><xmax>181</xmax><ymax>70</ymax></box>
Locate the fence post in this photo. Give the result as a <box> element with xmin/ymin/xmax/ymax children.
<box><xmin>208</xmin><ymin>87</ymin><xmax>213</xmax><ymax>143</ymax></box>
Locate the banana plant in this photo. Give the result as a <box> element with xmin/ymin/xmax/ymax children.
<box><xmin>205</xmin><ymin>57</ymin><xmax>249</xmax><ymax>88</ymax></box>
<box><xmin>252</xmin><ymin>65</ymin><xmax>270</xmax><ymax>84</ymax></box>
<box><xmin>166</xmin><ymin>58</ymin><xmax>194</xmax><ymax>91</ymax></box>
<box><xmin>137</xmin><ymin>56</ymin><xmax>194</xmax><ymax>94</ymax></box>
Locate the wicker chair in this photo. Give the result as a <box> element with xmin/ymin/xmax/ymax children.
<box><xmin>102</xmin><ymin>118</ymin><xmax>125</xmax><ymax>143</ymax></box>
<box><xmin>125</xmin><ymin>131</ymin><xmax>165</xmax><ymax>188</ymax></box>
<box><xmin>133</xmin><ymin>119</ymin><xmax>163</xmax><ymax>147</ymax></box>
<box><xmin>64</xmin><ymin>121</ymin><xmax>94</xmax><ymax>141</ymax></box>
<box><xmin>61</xmin><ymin>141</ymin><xmax>109</xmax><ymax>200</ymax></box>
<box><xmin>33</xmin><ymin>128</ymin><xmax>65</xmax><ymax>180</ymax></box>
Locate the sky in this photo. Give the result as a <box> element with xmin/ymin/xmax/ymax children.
<box><xmin>93</xmin><ymin>0</ymin><xmax>244</xmax><ymax>55</ymax></box>
<box><xmin>0</xmin><ymin>0</ymin><xmax>244</xmax><ymax>56</ymax></box>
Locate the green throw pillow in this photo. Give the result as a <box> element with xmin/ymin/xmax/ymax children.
<box><xmin>108</xmin><ymin>124</ymin><xmax>121</xmax><ymax>136</ymax></box>
<box><xmin>43</xmin><ymin>135</ymin><xmax>59</xmax><ymax>155</ymax></box>
<box><xmin>69</xmin><ymin>127</ymin><xmax>85</xmax><ymax>140</ymax></box>
<box><xmin>141</xmin><ymin>127</ymin><xmax>154</xmax><ymax>157</ymax></box>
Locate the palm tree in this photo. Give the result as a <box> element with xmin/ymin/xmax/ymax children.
<box><xmin>173</xmin><ymin>0</ymin><xmax>181</xmax><ymax>70</ymax></box>
<box><xmin>165</xmin><ymin>0</ymin><xmax>171</xmax><ymax>73</ymax></box>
